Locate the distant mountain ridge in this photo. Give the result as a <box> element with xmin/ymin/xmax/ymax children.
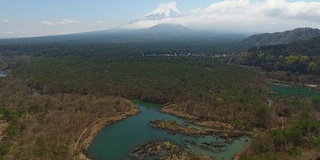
<box><xmin>0</xmin><ymin>24</ymin><xmax>208</xmax><ymax>44</ymax></box>
<box><xmin>141</xmin><ymin>24</ymin><xmax>191</xmax><ymax>34</ymax></box>
<box><xmin>242</xmin><ymin>28</ymin><xmax>320</xmax><ymax>46</ymax></box>
<box><xmin>248</xmin><ymin>36</ymin><xmax>320</xmax><ymax>56</ymax></box>
<box><xmin>0</xmin><ymin>24</ymin><xmax>246</xmax><ymax>47</ymax></box>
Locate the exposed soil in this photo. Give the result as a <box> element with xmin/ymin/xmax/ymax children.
<box><xmin>130</xmin><ymin>140</ymin><xmax>212</xmax><ymax>160</ymax></box>
<box><xmin>161</xmin><ymin>105</ymin><xmax>198</xmax><ymax>120</ymax></box>
<box><xmin>149</xmin><ymin>120</ymin><xmax>245</xmax><ymax>142</ymax></box>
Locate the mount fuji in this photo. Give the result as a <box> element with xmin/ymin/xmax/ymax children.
<box><xmin>124</xmin><ymin>1</ymin><xmax>185</xmax><ymax>29</ymax></box>
<box><xmin>0</xmin><ymin>2</ymin><xmax>246</xmax><ymax>43</ymax></box>
<box><xmin>144</xmin><ymin>1</ymin><xmax>184</xmax><ymax>20</ymax></box>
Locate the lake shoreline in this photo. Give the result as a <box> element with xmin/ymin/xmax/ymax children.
<box><xmin>268</xmin><ymin>82</ymin><xmax>320</xmax><ymax>98</ymax></box>
<box><xmin>267</xmin><ymin>78</ymin><xmax>319</xmax><ymax>91</ymax></box>
<box><xmin>161</xmin><ymin>104</ymin><xmax>198</xmax><ymax>121</ymax></box>
<box><xmin>159</xmin><ymin>104</ymin><xmax>254</xmax><ymax>160</ymax></box>
<box><xmin>149</xmin><ymin>120</ymin><xmax>247</xmax><ymax>142</ymax></box>
<box><xmin>73</xmin><ymin>101</ymin><xmax>141</xmax><ymax>160</ymax></box>
<box><xmin>161</xmin><ymin>104</ymin><xmax>254</xmax><ymax>134</ymax></box>
<box><xmin>87</xmin><ymin>99</ymin><xmax>250</xmax><ymax>159</ymax></box>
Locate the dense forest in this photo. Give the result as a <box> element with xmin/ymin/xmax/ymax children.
<box><xmin>14</xmin><ymin>56</ymin><xmax>268</xmax><ymax>129</ymax></box>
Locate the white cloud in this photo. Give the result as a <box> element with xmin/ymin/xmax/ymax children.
<box><xmin>160</xmin><ymin>1</ymin><xmax>176</xmax><ymax>8</ymax></box>
<box><xmin>96</xmin><ymin>20</ymin><xmax>104</xmax><ymax>24</ymax></box>
<box><xmin>5</xmin><ymin>31</ymin><xmax>15</xmax><ymax>35</ymax></box>
<box><xmin>123</xmin><ymin>0</ymin><xmax>320</xmax><ymax>33</ymax></box>
<box><xmin>2</xmin><ymin>19</ymin><xmax>10</xmax><ymax>24</ymax></box>
<box><xmin>41</xmin><ymin>19</ymin><xmax>79</xmax><ymax>26</ymax></box>
<box><xmin>56</xmin><ymin>19</ymin><xmax>79</xmax><ymax>25</ymax></box>
<box><xmin>260</xmin><ymin>0</ymin><xmax>320</xmax><ymax>22</ymax></box>
<box><xmin>190</xmin><ymin>8</ymin><xmax>201</xmax><ymax>14</ymax></box>
<box><xmin>41</xmin><ymin>21</ymin><xmax>56</xmax><ymax>26</ymax></box>
<box><xmin>203</xmin><ymin>0</ymin><xmax>250</xmax><ymax>14</ymax></box>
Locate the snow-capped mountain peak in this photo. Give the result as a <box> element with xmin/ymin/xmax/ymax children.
<box><xmin>145</xmin><ymin>1</ymin><xmax>183</xmax><ymax>20</ymax></box>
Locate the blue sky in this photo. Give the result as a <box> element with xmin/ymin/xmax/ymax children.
<box><xmin>1</xmin><ymin>0</ymin><xmax>320</xmax><ymax>38</ymax></box>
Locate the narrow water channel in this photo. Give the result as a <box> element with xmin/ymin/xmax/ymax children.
<box><xmin>0</xmin><ymin>71</ymin><xmax>7</xmax><ymax>78</ymax></box>
<box><xmin>88</xmin><ymin>99</ymin><xmax>248</xmax><ymax>160</ymax></box>
<box><xmin>268</xmin><ymin>83</ymin><xmax>320</xmax><ymax>98</ymax></box>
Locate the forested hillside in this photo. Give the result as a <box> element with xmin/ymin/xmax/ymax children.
<box><xmin>235</xmin><ymin>36</ymin><xmax>320</xmax><ymax>75</ymax></box>
<box><xmin>241</xmin><ymin>28</ymin><xmax>320</xmax><ymax>46</ymax></box>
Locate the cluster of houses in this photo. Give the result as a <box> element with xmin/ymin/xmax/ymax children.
<box><xmin>142</xmin><ymin>52</ymin><xmax>233</xmax><ymax>58</ymax></box>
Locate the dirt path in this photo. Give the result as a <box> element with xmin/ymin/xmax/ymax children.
<box><xmin>0</xmin><ymin>120</ymin><xmax>8</xmax><ymax>138</ymax></box>
<box><xmin>71</xmin><ymin>128</ymin><xmax>88</xmax><ymax>155</ymax></box>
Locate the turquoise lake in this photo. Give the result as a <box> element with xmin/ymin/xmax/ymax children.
<box><xmin>88</xmin><ymin>100</ymin><xmax>248</xmax><ymax>160</ymax></box>
<box><xmin>268</xmin><ymin>83</ymin><xmax>320</xmax><ymax>98</ymax></box>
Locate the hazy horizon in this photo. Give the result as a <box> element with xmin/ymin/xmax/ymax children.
<box><xmin>1</xmin><ymin>0</ymin><xmax>320</xmax><ymax>38</ymax></box>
